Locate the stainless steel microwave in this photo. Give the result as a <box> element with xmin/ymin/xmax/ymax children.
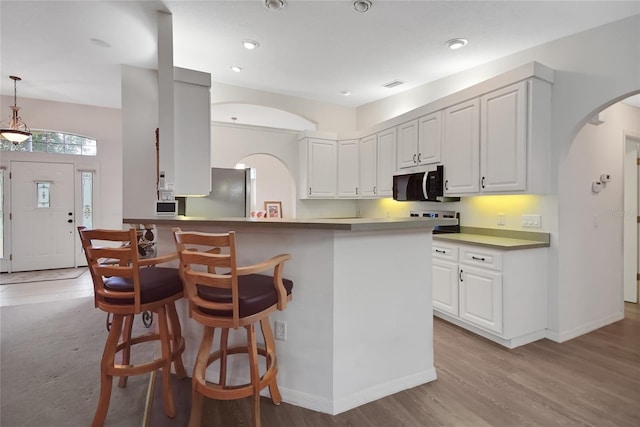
<box><xmin>393</xmin><ymin>165</ymin><xmax>459</xmax><ymax>202</ymax></box>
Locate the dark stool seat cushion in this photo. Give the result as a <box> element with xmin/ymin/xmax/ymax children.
<box><xmin>103</xmin><ymin>267</ymin><xmax>183</xmax><ymax>304</ymax></box>
<box><xmin>197</xmin><ymin>274</ymin><xmax>293</xmax><ymax>318</ymax></box>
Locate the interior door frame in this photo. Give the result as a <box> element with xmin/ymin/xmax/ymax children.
<box><xmin>623</xmin><ymin>133</ymin><xmax>640</xmax><ymax>303</ymax></box>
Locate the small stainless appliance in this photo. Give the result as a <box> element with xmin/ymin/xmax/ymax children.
<box><xmin>409</xmin><ymin>209</ymin><xmax>460</xmax><ymax>234</ymax></box>
<box><xmin>393</xmin><ymin>165</ymin><xmax>459</xmax><ymax>202</ymax></box>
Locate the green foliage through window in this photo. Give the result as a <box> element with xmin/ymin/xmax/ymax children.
<box><xmin>1</xmin><ymin>130</ymin><xmax>97</xmax><ymax>156</ymax></box>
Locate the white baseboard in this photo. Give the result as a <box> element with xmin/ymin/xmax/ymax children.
<box><xmin>434</xmin><ymin>311</ymin><xmax>545</xmax><ymax>349</ymax></box>
<box><xmin>547</xmin><ymin>311</ymin><xmax>624</xmax><ymax>343</ymax></box>
<box><xmin>276</xmin><ymin>368</ymin><xmax>437</xmax><ymax>416</ymax></box>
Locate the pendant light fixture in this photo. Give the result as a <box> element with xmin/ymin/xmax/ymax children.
<box><xmin>0</xmin><ymin>75</ymin><xmax>31</xmax><ymax>144</ymax></box>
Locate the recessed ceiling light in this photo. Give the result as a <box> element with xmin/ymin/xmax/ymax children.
<box><xmin>242</xmin><ymin>39</ymin><xmax>260</xmax><ymax>50</ymax></box>
<box><xmin>340</xmin><ymin>91</ymin><xmax>351</xmax><ymax>96</ymax></box>
<box><xmin>264</xmin><ymin>0</ymin><xmax>286</xmax><ymax>11</ymax></box>
<box><xmin>353</xmin><ymin>0</ymin><xmax>372</xmax><ymax>13</ymax></box>
<box><xmin>90</xmin><ymin>38</ymin><xmax>110</xmax><ymax>48</ymax></box>
<box><xmin>231</xmin><ymin>66</ymin><xmax>242</xmax><ymax>73</ymax></box>
<box><xmin>446</xmin><ymin>38</ymin><xmax>468</xmax><ymax>50</ymax></box>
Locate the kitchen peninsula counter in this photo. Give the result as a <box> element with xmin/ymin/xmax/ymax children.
<box><xmin>124</xmin><ymin>215</ymin><xmax>457</xmax><ymax>231</ymax></box>
<box><xmin>124</xmin><ymin>216</ymin><xmax>454</xmax><ymax>416</ymax></box>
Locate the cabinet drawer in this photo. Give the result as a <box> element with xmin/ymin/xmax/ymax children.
<box><xmin>432</xmin><ymin>244</ymin><xmax>458</xmax><ymax>261</ymax></box>
<box><xmin>459</xmin><ymin>247</ymin><xmax>502</xmax><ymax>271</ymax></box>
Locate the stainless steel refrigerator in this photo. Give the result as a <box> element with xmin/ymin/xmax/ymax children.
<box><xmin>183</xmin><ymin>167</ymin><xmax>252</xmax><ymax>217</ymax></box>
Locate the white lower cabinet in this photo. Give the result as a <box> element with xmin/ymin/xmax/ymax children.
<box><xmin>459</xmin><ymin>265</ymin><xmax>502</xmax><ymax>334</ymax></box>
<box><xmin>432</xmin><ymin>241</ymin><xmax>547</xmax><ymax>348</ymax></box>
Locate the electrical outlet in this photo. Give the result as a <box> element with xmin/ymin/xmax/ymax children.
<box><xmin>521</xmin><ymin>214</ymin><xmax>542</xmax><ymax>228</ymax></box>
<box><xmin>497</xmin><ymin>213</ymin><xmax>505</xmax><ymax>226</ymax></box>
<box><xmin>275</xmin><ymin>320</ymin><xmax>287</xmax><ymax>341</ymax></box>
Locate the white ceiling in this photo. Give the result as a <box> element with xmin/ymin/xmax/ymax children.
<box><xmin>1</xmin><ymin>1</ymin><xmax>639</xmax><ymax>112</ymax></box>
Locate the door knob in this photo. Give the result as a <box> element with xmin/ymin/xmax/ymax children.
<box><xmin>68</xmin><ymin>212</ymin><xmax>73</xmax><ymax>216</ymax></box>
<box><xmin>67</xmin><ymin>219</ymin><xmax>73</xmax><ymax>223</ymax></box>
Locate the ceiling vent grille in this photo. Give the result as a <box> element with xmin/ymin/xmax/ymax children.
<box><xmin>382</xmin><ymin>80</ymin><xmax>404</xmax><ymax>89</ymax></box>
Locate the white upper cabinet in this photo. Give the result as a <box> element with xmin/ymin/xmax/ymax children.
<box><xmin>299</xmin><ymin>137</ymin><xmax>337</xmax><ymax>199</ymax></box>
<box><xmin>358</xmin><ymin>134</ymin><xmax>377</xmax><ymax>197</ymax></box>
<box><xmin>442</xmin><ymin>98</ymin><xmax>481</xmax><ymax>195</ymax></box>
<box><xmin>442</xmin><ymin>79</ymin><xmax>551</xmax><ymax>196</ymax></box>
<box><xmin>376</xmin><ymin>128</ymin><xmax>396</xmax><ymax>197</ymax></box>
<box><xmin>396</xmin><ymin>120</ymin><xmax>419</xmax><ymax>169</ymax></box>
<box><xmin>417</xmin><ymin>111</ymin><xmax>442</xmax><ymax>165</ymax></box>
<box><xmin>337</xmin><ymin>139</ymin><xmax>359</xmax><ymax>198</ymax></box>
<box><xmin>480</xmin><ymin>81</ymin><xmax>527</xmax><ymax>192</ymax></box>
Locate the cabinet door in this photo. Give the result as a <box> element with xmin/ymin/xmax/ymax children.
<box><xmin>443</xmin><ymin>99</ymin><xmax>480</xmax><ymax>195</ymax></box>
<box><xmin>396</xmin><ymin>120</ymin><xmax>419</xmax><ymax>169</ymax></box>
<box><xmin>432</xmin><ymin>259</ymin><xmax>459</xmax><ymax>316</ymax></box>
<box><xmin>308</xmin><ymin>139</ymin><xmax>337</xmax><ymax>198</ymax></box>
<box><xmin>458</xmin><ymin>265</ymin><xmax>502</xmax><ymax>334</ymax></box>
<box><xmin>481</xmin><ymin>81</ymin><xmax>527</xmax><ymax>192</ymax></box>
<box><xmin>418</xmin><ymin>111</ymin><xmax>442</xmax><ymax>165</ymax></box>
<box><xmin>358</xmin><ymin>135</ymin><xmax>377</xmax><ymax>197</ymax></box>
<box><xmin>376</xmin><ymin>128</ymin><xmax>396</xmax><ymax>196</ymax></box>
<box><xmin>337</xmin><ymin>139</ymin><xmax>359</xmax><ymax>198</ymax></box>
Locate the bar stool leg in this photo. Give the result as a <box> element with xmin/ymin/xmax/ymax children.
<box><xmin>166</xmin><ymin>302</ymin><xmax>187</xmax><ymax>379</ymax></box>
<box><xmin>260</xmin><ymin>318</ymin><xmax>282</xmax><ymax>404</ymax></box>
<box><xmin>92</xmin><ymin>313</ymin><xmax>124</xmax><ymax>427</ymax></box>
<box><xmin>118</xmin><ymin>314</ymin><xmax>134</xmax><ymax>388</ymax></box>
<box><xmin>189</xmin><ymin>326</ymin><xmax>215</xmax><ymax>427</ymax></box>
<box><xmin>219</xmin><ymin>328</ymin><xmax>229</xmax><ymax>386</ymax></box>
<box><xmin>157</xmin><ymin>306</ymin><xmax>176</xmax><ymax>418</ymax></box>
<box><xmin>246</xmin><ymin>324</ymin><xmax>261</xmax><ymax>427</ymax></box>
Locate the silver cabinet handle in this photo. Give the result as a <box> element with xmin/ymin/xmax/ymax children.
<box><xmin>444</xmin><ymin>180</ymin><xmax>449</xmax><ymax>191</ymax></box>
<box><xmin>471</xmin><ymin>256</ymin><xmax>486</xmax><ymax>261</ymax></box>
<box><xmin>481</xmin><ymin>176</ymin><xmax>485</xmax><ymax>189</ymax></box>
<box><xmin>417</xmin><ymin>153</ymin><xmax>421</xmax><ymax>163</ymax></box>
<box><xmin>435</xmin><ymin>249</ymin><xmax>446</xmax><ymax>254</ymax></box>
<box><xmin>413</xmin><ymin>153</ymin><xmax>417</xmax><ymax>163</ymax></box>
<box><xmin>459</xmin><ymin>269</ymin><xmax>463</xmax><ymax>282</ymax></box>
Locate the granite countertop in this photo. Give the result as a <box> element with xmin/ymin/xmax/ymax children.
<box><xmin>433</xmin><ymin>227</ymin><xmax>550</xmax><ymax>250</ymax></box>
<box><xmin>124</xmin><ymin>216</ymin><xmax>458</xmax><ymax>232</ymax></box>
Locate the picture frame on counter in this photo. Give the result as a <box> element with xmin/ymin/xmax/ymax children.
<box><xmin>264</xmin><ymin>201</ymin><xmax>282</xmax><ymax>218</ymax></box>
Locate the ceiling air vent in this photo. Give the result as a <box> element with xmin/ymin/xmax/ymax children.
<box><xmin>382</xmin><ymin>80</ymin><xmax>404</xmax><ymax>89</ymax></box>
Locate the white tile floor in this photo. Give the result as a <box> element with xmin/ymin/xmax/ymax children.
<box><xmin>0</xmin><ymin>272</ymin><xmax>94</xmax><ymax>307</ymax></box>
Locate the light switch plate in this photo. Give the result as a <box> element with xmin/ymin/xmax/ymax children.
<box><xmin>497</xmin><ymin>213</ymin><xmax>505</xmax><ymax>226</ymax></box>
<box><xmin>522</xmin><ymin>214</ymin><xmax>541</xmax><ymax>228</ymax></box>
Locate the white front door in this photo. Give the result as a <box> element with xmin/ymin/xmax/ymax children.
<box><xmin>11</xmin><ymin>161</ymin><xmax>76</xmax><ymax>272</ymax></box>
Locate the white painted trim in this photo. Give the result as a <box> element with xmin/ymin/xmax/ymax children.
<box><xmin>551</xmin><ymin>311</ymin><xmax>624</xmax><ymax>343</ymax></box>
<box><xmin>331</xmin><ymin>368</ymin><xmax>437</xmax><ymax>415</ymax></box>
<box><xmin>434</xmin><ymin>311</ymin><xmax>546</xmax><ymax>349</ymax></box>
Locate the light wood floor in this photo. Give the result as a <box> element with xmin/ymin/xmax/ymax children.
<box><xmin>4</xmin><ymin>275</ymin><xmax>639</xmax><ymax>426</ymax></box>
<box><xmin>192</xmin><ymin>303</ymin><xmax>640</xmax><ymax>427</ymax></box>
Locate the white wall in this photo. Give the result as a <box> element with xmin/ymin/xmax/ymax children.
<box><xmin>557</xmin><ymin>102</ymin><xmax>640</xmax><ymax>340</ymax></box>
<box><xmin>121</xmin><ymin>65</ymin><xmax>159</xmax><ymax>218</ymax></box>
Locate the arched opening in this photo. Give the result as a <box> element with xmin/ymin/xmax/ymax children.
<box><xmin>236</xmin><ymin>153</ymin><xmax>296</xmax><ymax>218</ymax></box>
<box><xmin>562</xmin><ymin>92</ymin><xmax>640</xmax><ymax>329</ymax></box>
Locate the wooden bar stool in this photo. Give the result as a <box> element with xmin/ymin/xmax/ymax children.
<box><xmin>173</xmin><ymin>228</ymin><xmax>292</xmax><ymax>427</ymax></box>
<box><xmin>78</xmin><ymin>227</ymin><xmax>187</xmax><ymax>427</ymax></box>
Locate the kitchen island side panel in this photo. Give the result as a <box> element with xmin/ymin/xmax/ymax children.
<box><xmin>151</xmin><ymin>221</ymin><xmax>437</xmax><ymax>415</ymax></box>
<box><xmin>332</xmin><ymin>229</ymin><xmax>435</xmax><ymax>414</ymax></box>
